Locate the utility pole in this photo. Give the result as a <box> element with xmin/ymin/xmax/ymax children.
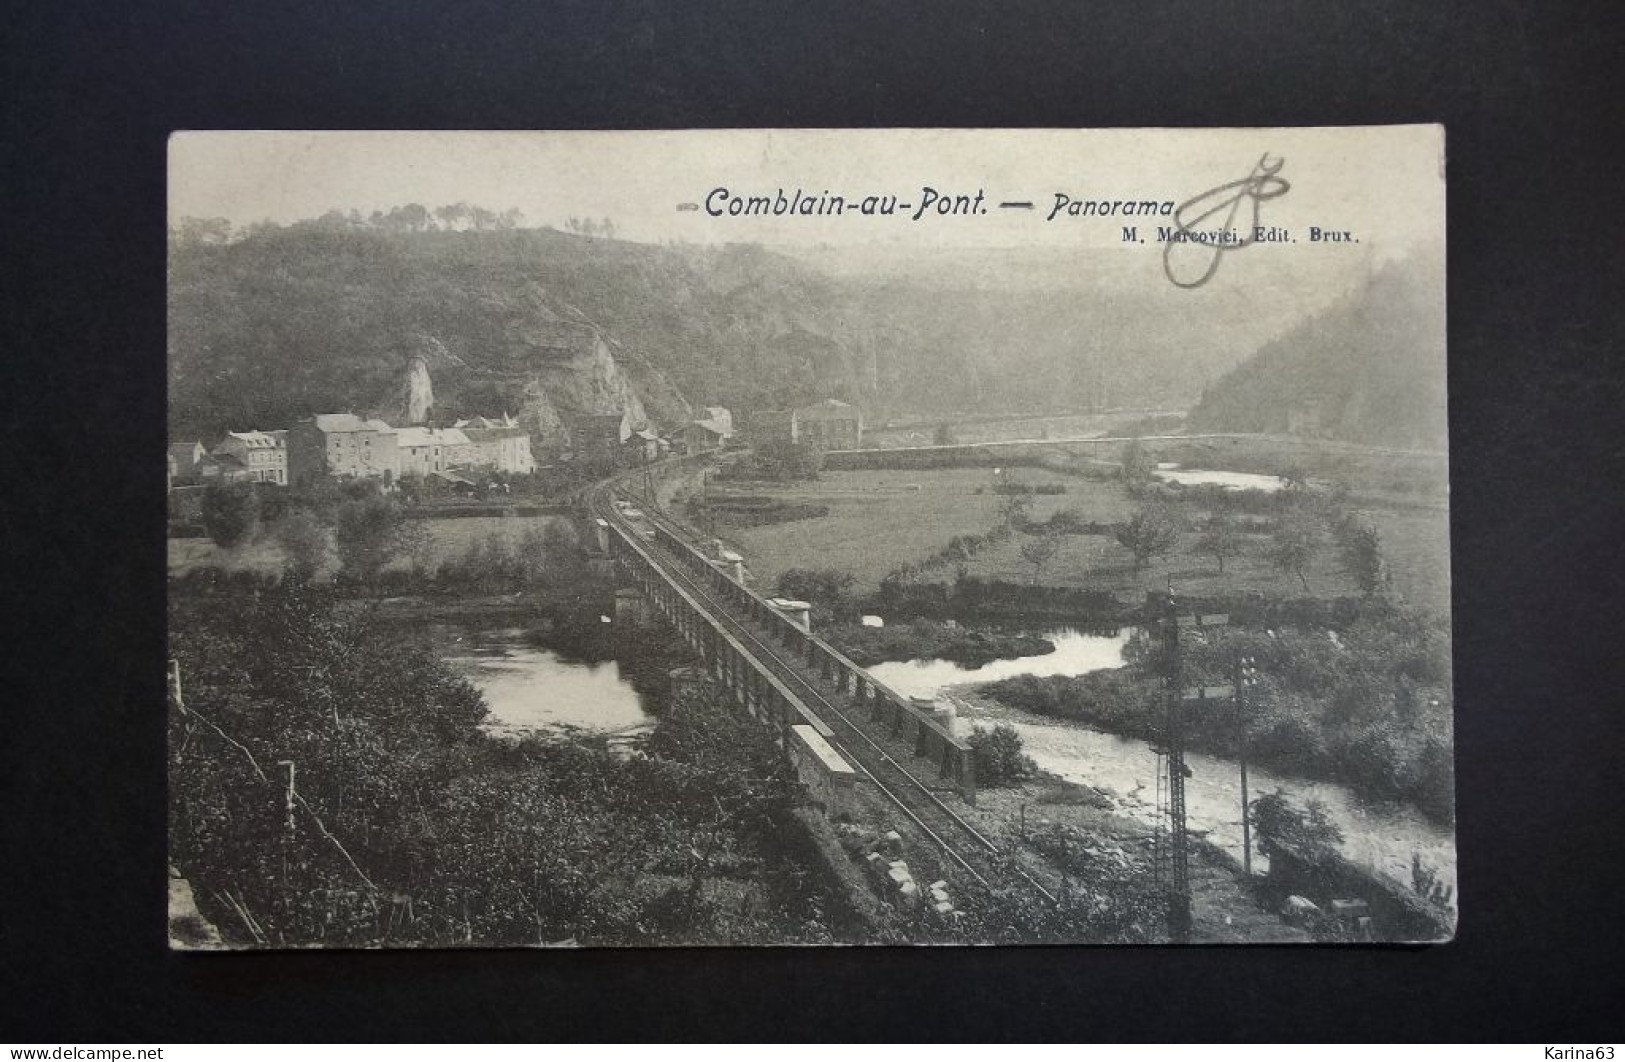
<box><xmin>276</xmin><ymin>759</ymin><xmax>297</xmax><ymax>937</ymax></box>
<box><xmin>1160</xmin><ymin>587</ymin><xmax>1232</xmax><ymax>944</ymax></box>
<box><xmin>1237</xmin><ymin>654</ymin><xmax>1257</xmax><ymax>878</ymax></box>
<box><xmin>1161</xmin><ymin>588</ymin><xmax>1191</xmax><ymax>943</ymax></box>
<box><xmin>1058</xmin><ymin>830</ymin><xmax>1068</xmax><ymax>907</ymax></box>
<box><xmin>167</xmin><ymin>659</ymin><xmax>185</xmax><ymax>713</ymax></box>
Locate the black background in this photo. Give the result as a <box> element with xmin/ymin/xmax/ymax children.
<box><xmin>4</xmin><ymin>0</ymin><xmax>1623</xmax><ymax>1042</ymax></box>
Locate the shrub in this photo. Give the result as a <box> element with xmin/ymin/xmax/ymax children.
<box><xmin>969</xmin><ymin>724</ymin><xmax>1036</xmax><ymax>787</ymax></box>
<box><xmin>201</xmin><ymin>482</ymin><xmax>258</xmax><ymax>548</ymax></box>
<box><xmin>1251</xmin><ymin>790</ymin><xmax>1344</xmax><ymax>860</ymax></box>
<box><xmin>333</xmin><ymin>496</ymin><xmax>410</xmax><ymax>582</ymax></box>
<box><xmin>272</xmin><ymin>508</ymin><xmax>330</xmax><ymax>584</ymax></box>
<box><xmin>777</xmin><ymin>568</ymin><xmax>856</xmax><ymax>613</ymax></box>
<box><xmin>1114</xmin><ymin>505</ymin><xmax>1181</xmax><ymax>570</ymax></box>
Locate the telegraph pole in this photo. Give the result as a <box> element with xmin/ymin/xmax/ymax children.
<box><xmin>276</xmin><ymin>759</ymin><xmax>297</xmax><ymax>935</ymax></box>
<box><xmin>1160</xmin><ymin>587</ymin><xmax>1232</xmax><ymax>944</ymax></box>
<box><xmin>1236</xmin><ymin>654</ymin><xmax>1257</xmax><ymax>878</ymax></box>
<box><xmin>1161</xmin><ymin>587</ymin><xmax>1191</xmax><ymax>943</ymax></box>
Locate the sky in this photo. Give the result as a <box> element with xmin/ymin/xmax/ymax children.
<box><xmin>169</xmin><ymin>127</ymin><xmax>1445</xmax><ymax>260</ymax></box>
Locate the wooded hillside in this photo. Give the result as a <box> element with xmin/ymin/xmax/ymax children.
<box><xmin>1186</xmin><ymin>249</ymin><xmax>1447</xmax><ymax>450</ymax></box>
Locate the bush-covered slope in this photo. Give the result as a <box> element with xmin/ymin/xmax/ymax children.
<box><xmin>1186</xmin><ymin>249</ymin><xmax>1447</xmax><ymax>450</ymax></box>
<box><xmin>169</xmin><ymin>218</ymin><xmax>1398</xmax><ymax>442</ymax></box>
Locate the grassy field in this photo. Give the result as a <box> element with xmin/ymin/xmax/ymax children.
<box><xmin>168</xmin><ymin>514</ymin><xmax>572</xmax><ymax>581</ymax></box>
<box><xmin>727</xmin><ymin>466</ymin><xmax>1450</xmax><ymax>612</ymax></box>
<box><xmin>863</xmin><ymin>410</ymin><xmax>1164</xmax><ymax>449</ymax></box>
<box><xmin>727</xmin><ymin>468</ymin><xmax>1081</xmax><ymax>595</ymax></box>
<box><xmin>1363</xmin><ymin>506</ymin><xmax>1452</xmax><ymax>614</ymax></box>
<box><xmin>168</xmin><ymin>536</ymin><xmax>288</xmax><ymax>578</ymax></box>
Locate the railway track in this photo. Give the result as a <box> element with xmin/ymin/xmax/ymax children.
<box><xmin>585</xmin><ymin>475</ymin><xmax>1059</xmax><ymax>907</ymax></box>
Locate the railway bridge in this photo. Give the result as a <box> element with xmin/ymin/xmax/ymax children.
<box><xmin>577</xmin><ymin>472</ymin><xmax>1063</xmax><ymax>905</ymax></box>
<box><xmin>588</xmin><ymin>482</ymin><xmax>976</xmax><ymax>801</ymax></box>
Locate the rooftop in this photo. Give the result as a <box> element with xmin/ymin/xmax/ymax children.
<box><xmin>222</xmin><ymin>430</ymin><xmax>281</xmax><ymax>449</ymax></box>
<box><xmin>453</xmin><ymin>413</ymin><xmax>519</xmax><ymax>430</ymax></box>
<box><xmin>393</xmin><ymin>427</ymin><xmax>470</xmax><ymax>448</ymax></box>
<box><xmin>795</xmin><ymin>398</ymin><xmax>860</xmax><ymax>419</ymax></box>
<box><xmin>311</xmin><ymin>413</ymin><xmax>395</xmax><ymax>434</ymax></box>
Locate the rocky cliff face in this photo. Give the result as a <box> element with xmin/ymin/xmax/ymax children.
<box><xmin>173</xmin><ymin>223</ymin><xmax>1301</xmax><ymax>441</ymax></box>
<box><xmin>397</xmin><ymin>353</ymin><xmax>435</xmax><ymax>425</ymax></box>
<box><xmin>361</xmin><ymin>319</ymin><xmax>679</xmax><ymax>448</ymax></box>
<box><xmin>509</xmin><ymin>328</ymin><xmax>655</xmax><ymax>445</ymax></box>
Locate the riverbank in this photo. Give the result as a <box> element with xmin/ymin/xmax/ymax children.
<box><xmin>947</xmin><ymin>681</ymin><xmax>1457</xmax><ymax>912</ymax></box>
<box><xmin>353</xmin><ymin>591</ymin><xmax>559</xmax><ymax>622</ymax></box>
<box><xmin>964</xmin><ymin>755</ymin><xmax>1310</xmax><ymax>943</ymax></box>
<box><xmin>168</xmin><ymin>584</ymin><xmax>868</xmax><ymax>946</ymax></box>
<box><xmin>981</xmin><ymin>620</ymin><xmax>1455</xmax><ymax>828</ymax></box>
<box><xmin>820</xmin><ymin>619</ymin><xmax>1056</xmax><ymax>669</ymax></box>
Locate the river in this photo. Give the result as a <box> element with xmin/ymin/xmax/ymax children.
<box><xmin>1153</xmin><ymin>463</ymin><xmax>1285</xmax><ymax>492</ymax></box>
<box><xmin>436</xmin><ymin>617</ymin><xmax>1454</xmax><ymax>902</ymax></box>
<box><xmin>867</xmin><ymin>628</ymin><xmax>1456</xmax><ymax>901</ymax></box>
<box><xmin>432</xmin><ymin>623</ymin><xmax>656</xmax><ymax>745</ymax></box>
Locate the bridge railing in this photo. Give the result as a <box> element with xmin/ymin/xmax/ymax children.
<box><xmin>622</xmin><ymin>503</ymin><xmax>977</xmax><ymax>801</ymax></box>
<box><xmin>604</xmin><ymin>519</ymin><xmax>837</xmax><ymax>742</ymax></box>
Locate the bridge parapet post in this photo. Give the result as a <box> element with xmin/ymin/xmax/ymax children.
<box><xmin>613</xmin><ymin>588</ymin><xmax>649</xmax><ymax>627</ymax></box>
<box><xmin>866</xmin><ymin>682</ymin><xmax>885</xmax><ymax>722</ymax></box>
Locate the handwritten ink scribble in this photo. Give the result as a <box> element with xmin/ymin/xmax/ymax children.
<box><xmin>1163</xmin><ymin>154</ymin><xmax>1290</xmax><ymax>289</ymax></box>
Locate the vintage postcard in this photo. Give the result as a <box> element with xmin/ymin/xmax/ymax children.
<box><xmin>166</xmin><ymin>128</ymin><xmax>1452</xmax><ymax>947</ymax></box>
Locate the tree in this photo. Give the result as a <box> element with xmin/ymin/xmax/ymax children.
<box><xmin>333</xmin><ymin>496</ymin><xmax>412</xmax><ymax>582</ymax></box>
<box><xmin>1411</xmin><ymin>852</ymin><xmax>1454</xmax><ymax>908</ymax></box>
<box><xmin>754</xmin><ymin>437</ymin><xmax>822</xmax><ymax>481</ymax></box>
<box><xmin>776</xmin><ymin>568</ymin><xmax>855</xmax><ymax>612</ymax></box>
<box><xmin>969</xmin><ymin>724</ymin><xmax>1034</xmax><ymax>787</ymax></box>
<box><xmin>395</xmin><ymin>203</ymin><xmax>433</xmax><ymax>232</ymax></box>
<box><xmin>1019</xmin><ymin>530</ymin><xmax>1065</xmax><ymax>585</ymax></box>
<box><xmin>933</xmin><ymin>422</ymin><xmax>957</xmax><ymax>446</ymax></box>
<box><xmin>1280</xmin><ymin>465</ymin><xmax>1312</xmax><ymax>495</ymax></box>
<box><xmin>1251</xmin><ymin>790</ymin><xmax>1343</xmax><ymax>860</ymax></box>
<box><xmin>1338</xmin><ymin>518</ymin><xmax>1389</xmax><ymax>598</ymax></box>
<box><xmin>273</xmin><ymin>509</ymin><xmax>329</xmax><ymax>584</ymax></box>
<box><xmin>1114</xmin><ymin>506</ymin><xmax>1181</xmax><ymax>571</ymax></box>
<box><xmin>1270</xmin><ymin>508</ymin><xmax>1324</xmax><ymax>592</ymax></box>
<box><xmin>1196</xmin><ymin>507</ymin><xmax>1242</xmax><ymax>574</ymax></box>
<box><xmin>997</xmin><ymin>491</ymin><xmax>1034</xmax><ymax>531</ymax></box>
<box><xmin>1044</xmin><ymin>506</ymin><xmax>1091</xmax><ymax>534</ymax></box>
<box><xmin>434</xmin><ymin>203</ymin><xmax>469</xmax><ymax>231</ymax></box>
<box><xmin>201</xmin><ymin>482</ymin><xmax>258</xmax><ymax>548</ymax></box>
<box><xmin>170</xmin><ymin>216</ymin><xmax>233</xmax><ymax>247</ymax></box>
<box><xmin>1120</xmin><ymin>438</ymin><xmax>1156</xmax><ymax>491</ymax></box>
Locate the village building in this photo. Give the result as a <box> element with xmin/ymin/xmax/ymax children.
<box><xmin>793</xmin><ymin>398</ymin><xmax>863</xmax><ymax>450</ymax></box>
<box><xmin>211</xmin><ymin>430</ymin><xmax>287</xmax><ymax>485</ymax></box>
<box><xmin>287</xmin><ymin>413</ymin><xmax>401</xmax><ymax>486</ymax></box>
<box><xmin>624</xmin><ymin>427</ymin><xmax>663</xmax><ymax>465</ymax></box>
<box><xmin>450</xmin><ymin>414</ymin><xmax>536</xmax><ymax>475</ymax></box>
<box><xmin>684</xmin><ymin>406</ymin><xmax>734</xmax><ymax>453</ymax></box>
<box><xmin>393</xmin><ymin>426</ymin><xmax>470</xmax><ymax>479</ymax></box>
<box><xmin>168</xmin><ymin>441</ymin><xmax>208</xmax><ymax>486</ymax></box>
<box><xmin>568</xmin><ymin>411</ymin><xmax>631</xmax><ymax>469</ymax></box>
<box><xmin>742</xmin><ymin>408</ymin><xmax>797</xmax><ymax>450</ymax></box>
<box><xmin>742</xmin><ymin>400</ymin><xmax>863</xmax><ymax>452</ymax></box>
<box><xmin>206</xmin><ymin>452</ymin><xmax>254</xmax><ymax>483</ymax></box>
